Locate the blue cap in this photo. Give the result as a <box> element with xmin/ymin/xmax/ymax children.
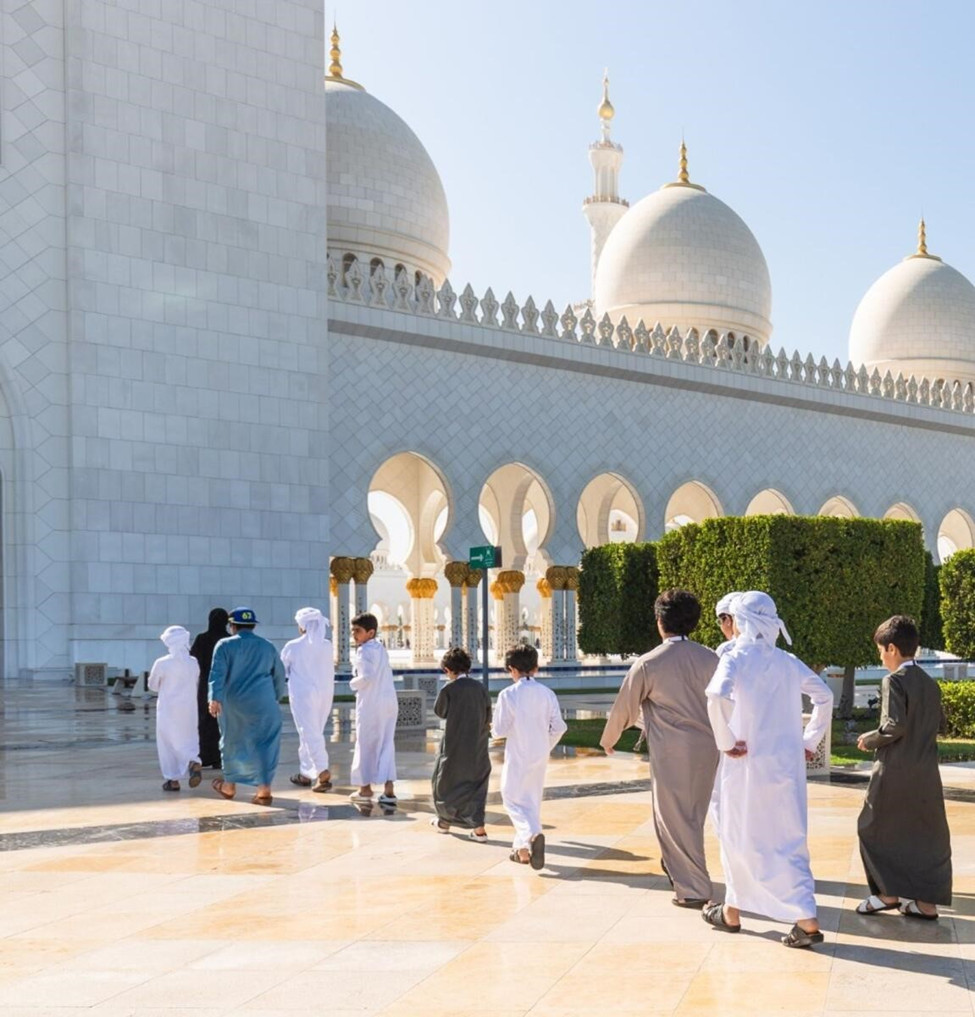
<box><xmin>228</xmin><ymin>606</ymin><xmax>258</xmax><ymax>625</ymax></box>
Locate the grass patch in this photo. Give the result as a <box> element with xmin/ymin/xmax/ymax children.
<box><xmin>562</xmin><ymin>716</ymin><xmax>975</xmax><ymax>768</ymax></box>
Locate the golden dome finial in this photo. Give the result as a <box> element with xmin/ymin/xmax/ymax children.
<box><xmin>678</xmin><ymin>136</ymin><xmax>689</xmax><ymax>184</ymax></box>
<box><xmin>906</xmin><ymin>216</ymin><xmax>940</xmax><ymax>261</ymax></box>
<box><xmin>597</xmin><ymin>69</ymin><xmax>615</xmax><ymax>122</ymax></box>
<box><xmin>328</xmin><ymin>23</ymin><xmax>343</xmax><ymax>79</ymax></box>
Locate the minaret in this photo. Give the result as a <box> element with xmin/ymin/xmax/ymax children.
<box><xmin>583</xmin><ymin>71</ymin><xmax>628</xmax><ymax>299</ymax></box>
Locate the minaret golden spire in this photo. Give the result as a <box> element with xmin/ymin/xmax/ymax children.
<box><xmin>325</xmin><ymin>23</ymin><xmax>363</xmax><ymax>90</ymax></box>
<box><xmin>597</xmin><ymin>69</ymin><xmax>615</xmax><ymax>122</ymax></box>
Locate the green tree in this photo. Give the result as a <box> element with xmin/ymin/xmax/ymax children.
<box><xmin>940</xmin><ymin>548</ymin><xmax>975</xmax><ymax>658</ymax></box>
<box><xmin>656</xmin><ymin>516</ymin><xmax>926</xmax><ymax>716</ymax></box>
<box><xmin>577</xmin><ymin>542</ymin><xmax>659</xmax><ymax>656</ymax></box>
<box><xmin>919</xmin><ymin>551</ymin><xmax>944</xmax><ymax>651</ymax></box>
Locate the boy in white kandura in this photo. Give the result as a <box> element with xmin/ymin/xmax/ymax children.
<box><xmin>349</xmin><ymin>612</ymin><xmax>398</xmax><ymax>805</ymax></box>
<box><xmin>282</xmin><ymin>607</ymin><xmax>335</xmax><ymax>793</ymax></box>
<box><xmin>148</xmin><ymin>625</ymin><xmax>203</xmax><ymax>793</ymax></box>
<box><xmin>491</xmin><ymin>644</ymin><xmax>567</xmax><ymax>870</ymax></box>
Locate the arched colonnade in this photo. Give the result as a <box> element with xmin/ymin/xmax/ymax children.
<box><xmin>328</xmin><ymin>452</ymin><xmax>975</xmax><ymax>671</ymax></box>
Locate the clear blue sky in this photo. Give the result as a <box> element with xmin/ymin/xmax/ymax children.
<box><xmin>327</xmin><ymin>0</ymin><xmax>975</xmax><ymax>364</ymax></box>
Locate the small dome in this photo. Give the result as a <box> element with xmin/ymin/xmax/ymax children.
<box><xmin>327</xmin><ymin>79</ymin><xmax>450</xmax><ymax>284</ymax></box>
<box><xmin>594</xmin><ymin>182</ymin><xmax>772</xmax><ymax>345</ymax></box>
<box><xmin>849</xmin><ymin>246</ymin><xmax>975</xmax><ymax>387</ymax></box>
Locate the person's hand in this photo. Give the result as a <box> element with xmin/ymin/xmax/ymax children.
<box><xmin>209</xmin><ymin>700</ymin><xmax>221</xmax><ymax>717</ymax></box>
<box><xmin>804</xmin><ymin>748</ymin><xmax>816</xmax><ymax>761</ymax></box>
<box><xmin>856</xmin><ymin>735</ymin><xmax>868</xmax><ymax>752</ymax></box>
<box><xmin>725</xmin><ymin>740</ymin><xmax>748</xmax><ymax>758</ymax></box>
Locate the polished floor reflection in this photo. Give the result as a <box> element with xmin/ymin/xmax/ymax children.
<box><xmin>1</xmin><ymin>679</ymin><xmax>974</xmax><ymax>1015</ymax></box>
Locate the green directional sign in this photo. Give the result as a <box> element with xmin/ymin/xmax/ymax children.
<box><xmin>469</xmin><ymin>545</ymin><xmax>502</xmax><ymax>569</ymax></box>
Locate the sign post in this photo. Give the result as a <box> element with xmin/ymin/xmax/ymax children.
<box><xmin>469</xmin><ymin>545</ymin><xmax>502</xmax><ymax>690</ymax></box>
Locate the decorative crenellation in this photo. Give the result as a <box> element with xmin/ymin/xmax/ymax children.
<box><xmin>327</xmin><ymin>252</ymin><xmax>975</xmax><ymax>417</ymax></box>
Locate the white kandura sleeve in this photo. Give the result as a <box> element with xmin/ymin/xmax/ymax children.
<box><xmin>797</xmin><ymin>659</ymin><xmax>834</xmax><ymax>753</ymax></box>
<box><xmin>707</xmin><ymin>695</ymin><xmax>737</xmax><ymax>752</ymax></box>
<box><xmin>147</xmin><ymin>657</ymin><xmax>165</xmax><ymax>693</ymax></box>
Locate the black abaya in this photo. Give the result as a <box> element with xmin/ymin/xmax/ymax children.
<box><xmin>190</xmin><ymin>607</ymin><xmax>228</xmax><ymax>767</ymax></box>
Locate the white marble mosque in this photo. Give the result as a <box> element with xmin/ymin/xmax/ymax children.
<box><xmin>3</xmin><ymin>3</ymin><xmax>975</xmax><ymax>678</ymax></box>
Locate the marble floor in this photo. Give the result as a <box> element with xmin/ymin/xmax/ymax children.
<box><xmin>1</xmin><ymin>681</ymin><xmax>974</xmax><ymax>1016</ymax></box>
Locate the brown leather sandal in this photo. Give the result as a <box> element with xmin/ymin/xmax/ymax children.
<box><xmin>211</xmin><ymin>778</ymin><xmax>236</xmax><ymax>800</ymax></box>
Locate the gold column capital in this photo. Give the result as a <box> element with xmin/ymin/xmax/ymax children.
<box><xmin>329</xmin><ymin>575</ymin><xmax>338</xmax><ymax>596</ymax></box>
<box><xmin>545</xmin><ymin>565</ymin><xmax>568</xmax><ymax>590</ymax></box>
<box><xmin>497</xmin><ymin>569</ymin><xmax>525</xmax><ymax>594</ymax></box>
<box><xmin>351</xmin><ymin>557</ymin><xmax>374</xmax><ymax>584</ymax></box>
<box><xmin>564</xmin><ymin>566</ymin><xmax>580</xmax><ymax>591</ymax></box>
<box><xmin>536</xmin><ymin>577</ymin><xmax>551</xmax><ymax>598</ymax></box>
<box><xmin>330</xmin><ymin>556</ymin><xmax>355</xmax><ymax>583</ymax></box>
<box><xmin>406</xmin><ymin>577</ymin><xmax>438</xmax><ymax>599</ymax></box>
<box><xmin>465</xmin><ymin>568</ymin><xmax>483</xmax><ymax>588</ymax></box>
<box><xmin>490</xmin><ymin>580</ymin><xmax>504</xmax><ymax>601</ymax></box>
<box><xmin>443</xmin><ymin>561</ymin><xmax>470</xmax><ymax>588</ymax></box>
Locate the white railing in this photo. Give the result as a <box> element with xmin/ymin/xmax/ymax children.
<box><xmin>326</xmin><ymin>253</ymin><xmax>975</xmax><ymax>416</ymax></box>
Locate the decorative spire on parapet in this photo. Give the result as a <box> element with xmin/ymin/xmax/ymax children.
<box><xmin>583</xmin><ymin>70</ymin><xmax>628</xmax><ymax>299</ymax></box>
<box><xmin>664</xmin><ymin>136</ymin><xmax>706</xmax><ymax>192</ymax></box>
<box><xmin>326</xmin><ymin>23</ymin><xmax>364</xmax><ymax>90</ymax></box>
<box><xmin>907</xmin><ymin>217</ymin><xmax>941</xmax><ymax>262</ymax></box>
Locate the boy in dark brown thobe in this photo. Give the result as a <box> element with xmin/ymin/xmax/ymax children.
<box><xmin>856</xmin><ymin>615</ymin><xmax>952</xmax><ymax>920</ymax></box>
<box><xmin>601</xmin><ymin>589</ymin><xmax>720</xmax><ymax>908</ymax></box>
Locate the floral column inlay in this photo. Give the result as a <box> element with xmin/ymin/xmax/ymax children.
<box><xmin>564</xmin><ymin>566</ymin><xmax>580</xmax><ymax>662</ymax></box>
<box><xmin>352</xmin><ymin>557</ymin><xmax>374</xmax><ymax>616</ymax></box>
<box><xmin>406</xmin><ymin>577</ymin><xmax>438</xmax><ymax>665</ymax></box>
<box><xmin>465</xmin><ymin>568</ymin><xmax>482</xmax><ymax>663</ymax></box>
<box><xmin>443</xmin><ymin>562</ymin><xmax>469</xmax><ymax>653</ymax></box>
<box><xmin>545</xmin><ymin>566</ymin><xmax>568</xmax><ymax>662</ymax></box>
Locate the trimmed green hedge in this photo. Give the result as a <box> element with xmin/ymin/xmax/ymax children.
<box><xmin>578</xmin><ymin>542</ymin><xmax>659</xmax><ymax>657</ymax></box>
<box><xmin>920</xmin><ymin>551</ymin><xmax>944</xmax><ymax>651</ymax></box>
<box><xmin>941</xmin><ymin>680</ymin><xmax>975</xmax><ymax>738</ymax></box>
<box><xmin>940</xmin><ymin>548</ymin><xmax>975</xmax><ymax>658</ymax></box>
<box><xmin>655</xmin><ymin>515</ymin><xmax>925</xmax><ymax>670</ymax></box>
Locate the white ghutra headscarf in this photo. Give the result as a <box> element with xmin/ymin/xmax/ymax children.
<box><xmin>295</xmin><ymin>606</ymin><xmax>330</xmax><ymax>644</ymax></box>
<box><xmin>731</xmin><ymin>590</ymin><xmax>792</xmax><ymax>646</ymax></box>
<box><xmin>715</xmin><ymin>592</ymin><xmax>742</xmax><ymax>617</ymax></box>
<box><xmin>160</xmin><ymin>625</ymin><xmax>191</xmax><ymax>657</ymax></box>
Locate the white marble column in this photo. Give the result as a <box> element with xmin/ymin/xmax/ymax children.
<box><xmin>564</xmin><ymin>566</ymin><xmax>580</xmax><ymax>663</ymax></box>
<box><xmin>352</xmin><ymin>557</ymin><xmax>373</xmax><ymax>616</ymax></box>
<box><xmin>490</xmin><ymin>579</ymin><xmax>504</xmax><ymax>663</ymax></box>
<box><xmin>329</xmin><ymin>557</ymin><xmax>355</xmax><ymax>674</ymax></box>
<box><xmin>406</xmin><ymin>577</ymin><xmax>438</xmax><ymax>665</ymax></box>
<box><xmin>537</xmin><ymin>577</ymin><xmax>553</xmax><ymax>662</ymax></box>
<box><xmin>444</xmin><ymin>561</ymin><xmax>468</xmax><ymax>652</ymax></box>
<box><xmin>546</xmin><ymin>566</ymin><xmax>567</xmax><ymax>661</ymax></box>
<box><xmin>497</xmin><ymin>570</ymin><xmax>525</xmax><ymax>655</ymax></box>
<box><xmin>465</xmin><ymin>568</ymin><xmax>482</xmax><ymax>664</ymax></box>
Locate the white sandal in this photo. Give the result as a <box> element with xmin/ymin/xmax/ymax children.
<box><xmin>469</xmin><ymin>829</ymin><xmax>488</xmax><ymax>842</ymax></box>
<box><xmin>856</xmin><ymin>895</ymin><xmax>900</xmax><ymax>914</ymax></box>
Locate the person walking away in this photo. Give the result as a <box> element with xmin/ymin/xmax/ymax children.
<box><xmin>431</xmin><ymin>646</ymin><xmax>492</xmax><ymax>840</ymax></box>
<box><xmin>148</xmin><ymin>625</ymin><xmax>203</xmax><ymax>792</ymax></box>
<box><xmin>855</xmin><ymin>614</ymin><xmax>952</xmax><ymax>920</ymax></box>
<box><xmin>704</xmin><ymin>591</ymin><xmax>833</xmax><ymax>948</ymax></box>
<box><xmin>600</xmin><ymin>589</ymin><xmax>720</xmax><ymax>908</ymax></box>
<box><xmin>209</xmin><ymin>607</ymin><xmax>285</xmax><ymax>806</ymax></box>
<box><xmin>190</xmin><ymin>608</ymin><xmax>228</xmax><ymax>768</ymax></box>
<box><xmin>282</xmin><ymin>607</ymin><xmax>335</xmax><ymax>793</ymax></box>
<box><xmin>492</xmin><ymin>644</ymin><xmax>567</xmax><ymax>870</ymax></box>
<box><xmin>349</xmin><ymin>613</ymin><xmax>398</xmax><ymax>805</ymax></box>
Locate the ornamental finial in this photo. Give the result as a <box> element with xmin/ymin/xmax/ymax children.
<box><xmin>678</xmin><ymin>136</ymin><xmax>689</xmax><ymax>184</ymax></box>
<box><xmin>328</xmin><ymin>23</ymin><xmax>343</xmax><ymax>79</ymax></box>
<box><xmin>597</xmin><ymin>69</ymin><xmax>615</xmax><ymax>122</ymax></box>
<box><xmin>917</xmin><ymin>217</ymin><xmax>928</xmax><ymax>257</ymax></box>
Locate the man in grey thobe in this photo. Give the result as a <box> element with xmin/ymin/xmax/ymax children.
<box><xmin>601</xmin><ymin>589</ymin><xmax>720</xmax><ymax>907</ymax></box>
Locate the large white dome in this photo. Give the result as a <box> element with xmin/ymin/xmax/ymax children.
<box><xmin>594</xmin><ymin>182</ymin><xmax>772</xmax><ymax>346</ymax></box>
<box><xmin>326</xmin><ymin>78</ymin><xmax>450</xmax><ymax>284</ymax></box>
<box><xmin>849</xmin><ymin>245</ymin><xmax>975</xmax><ymax>387</ymax></box>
